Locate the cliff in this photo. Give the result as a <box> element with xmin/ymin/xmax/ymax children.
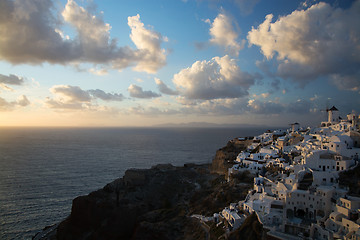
<box><xmin>34</xmin><ymin>163</ymin><xmax>253</xmax><ymax>240</ymax></box>
<box><xmin>211</xmin><ymin>138</ymin><xmax>253</xmax><ymax>175</ymax></box>
<box><xmin>33</xmin><ymin>135</ymin><xmax>258</xmax><ymax>240</ymax></box>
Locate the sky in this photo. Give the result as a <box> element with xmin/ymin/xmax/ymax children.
<box><xmin>0</xmin><ymin>0</ymin><xmax>359</xmax><ymax>127</ymax></box>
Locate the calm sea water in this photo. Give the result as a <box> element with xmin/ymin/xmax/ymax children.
<box><xmin>0</xmin><ymin>127</ymin><xmax>266</xmax><ymax>240</ymax></box>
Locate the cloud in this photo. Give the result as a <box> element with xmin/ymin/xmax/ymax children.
<box><xmin>0</xmin><ymin>73</ymin><xmax>25</xmax><ymax>91</ymax></box>
<box><xmin>0</xmin><ymin>0</ymin><xmax>166</xmax><ymax>73</ymax></box>
<box><xmin>128</xmin><ymin>14</ymin><xmax>167</xmax><ymax>73</ymax></box>
<box><xmin>46</xmin><ymin>85</ymin><xmax>124</xmax><ymax>110</ymax></box>
<box><xmin>0</xmin><ymin>97</ymin><xmax>15</xmax><ymax>111</ymax></box>
<box><xmin>0</xmin><ymin>95</ymin><xmax>30</xmax><ymax>111</ymax></box>
<box><xmin>173</xmin><ymin>55</ymin><xmax>256</xmax><ymax>100</ymax></box>
<box><xmin>247</xmin><ymin>1</ymin><xmax>360</xmax><ymax>88</ymax></box>
<box><xmin>89</xmin><ymin>68</ymin><xmax>108</xmax><ymax>76</ymax></box>
<box><xmin>0</xmin><ymin>74</ymin><xmax>24</xmax><ymax>85</ymax></box>
<box><xmin>247</xmin><ymin>99</ymin><xmax>284</xmax><ymax>115</ymax></box>
<box><xmin>247</xmin><ymin>98</ymin><xmax>312</xmax><ymax>115</ymax></box>
<box><xmin>155</xmin><ymin>78</ymin><xmax>178</xmax><ymax>95</ymax></box>
<box><xmin>17</xmin><ymin>95</ymin><xmax>30</xmax><ymax>106</ymax></box>
<box><xmin>209</xmin><ymin>13</ymin><xmax>244</xmax><ymax>56</ymax></box>
<box><xmin>49</xmin><ymin>85</ymin><xmax>92</xmax><ymax>103</ymax></box>
<box><xmin>88</xmin><ymin>89</ymin><xmax>124</xmax><ymax>101</ymax></box>
<box><xmin>179</xmin><ymin>98</ymin><xmax>249</xmax><ymax>115</ymax></box>
<box><xmin>286</xmin><ymin>99</ymin><xmax>312</xmax><ymax>114</ymax></box>
<box><xmin>128</xmin><ymin>84</ymin><xmax>161</xmax><ymax>99</ymax></box>
<box><xmin>330</xmin><ymin>74</ymin><xmax>360</xmax><ymax>92</ymax></box>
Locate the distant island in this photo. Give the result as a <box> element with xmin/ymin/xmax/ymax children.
<box><xmin>151</xmin><ymin>122</ymin><xmax>278</xmax><ymax>129</ymax></box>
<box><xmin>34</xmin><ymin>107</ymin><xmax>360</xmax><ymax>240</ymax></box>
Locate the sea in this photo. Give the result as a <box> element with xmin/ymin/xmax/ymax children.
<box><xmin>0</xmin><ymin>127</ymin><xmax>267</xmax><ymax>240</ymax></box>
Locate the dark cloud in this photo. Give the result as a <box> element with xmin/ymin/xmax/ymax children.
<box><xmin>286</xmin><ymin>99</ymin><xmax>312</xmax><ymax>114</ymax></box>
<box><xmin>330</xmin><ymin>74</ymin><xmax>360</xmax><ymax>92</ymax></box>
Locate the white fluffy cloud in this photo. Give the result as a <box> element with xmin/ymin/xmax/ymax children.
<box><xmin>0</xmin><ymin>0</ymin><xmax>167</xmax><ymax>73</ymax></box>
<box><xmin>173</xmin><ymin>55</ymin><xmax>256</xmax><ymax>100</ymax></box>
<box><xmin>128</xmin><ymin>14</ymin><xmax>167</xmax><ymax>73</ymax></box>
<box><xmin>248</xmin><ymin>1</ymin><xmax>360</xmax><ymax>87</ymax></box>
<box><xmin>155</xmin><ymin>78</ymin><xmax>178</xmax><ymax>95</ymax></box>
<box><xmin>46</xmin><ymin>85</ymin><xmax>124</xmax><ymax>110</ymax></box>
<box><xmin>128</xmin><ymin>84</ymin><xmax>161</xmax><ymax>99</ymax></box>
<box><xmin>209</xmin><ymin>13</ymin><xmax>244</xmax><ymax>56</ymax></box>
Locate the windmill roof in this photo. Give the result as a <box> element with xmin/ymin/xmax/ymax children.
<box><xmin>329</xmin><ymin>106</ymin><xmax>338</xmax><ymax>111</ymax></box>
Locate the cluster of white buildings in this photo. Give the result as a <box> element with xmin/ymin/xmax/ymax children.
<box><xmin>218</xmin><ymin>107</ymin><xmax>360</xmax><ymax>239</ymax></box>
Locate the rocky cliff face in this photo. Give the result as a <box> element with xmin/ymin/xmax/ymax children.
<box><xmin>34</xmin><ymin>137</ymin><xmax>257</xmax><ymax>240</ymax></box>
<box><xmin>35</xmin><ymin>163</ymin><xmax>252</xmax><ymax>240</ymax></box>
<box><xmin>211</xmin><ymin>138</ymin><xmax>252</xmax><ymax>175</ymax></box>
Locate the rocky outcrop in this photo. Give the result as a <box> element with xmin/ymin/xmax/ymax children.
<box><xmin>211</xmin><ymin>138</ymin><xmax>253</xmax><ymax>175</ymax></box>
<box><xmin>228</xmin><ymin>212</ymin><xmax>264</xmax><ymax>240</ymax></box>
<box><xmin>35</xmin><ymin>163</ymin><xmax>252</xmax><ymax>240</ymax></box>
<box><xmin>34</xmin><ymin>135</ymin><xmax>258</xmax><ymax>240</ymax></box>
